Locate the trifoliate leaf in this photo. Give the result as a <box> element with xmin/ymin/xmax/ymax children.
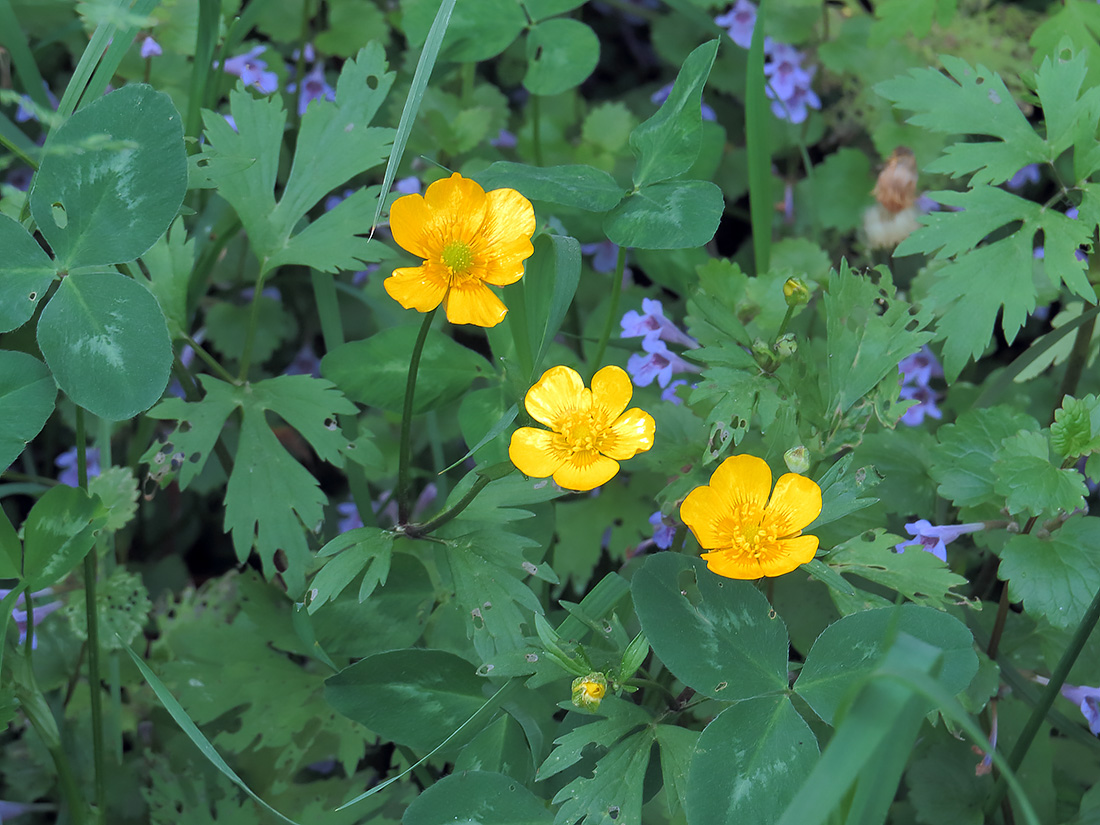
<box><xmin>999</xmin><ymin>518</ymin><xmax>1100</xmax><ymax>629</ymax></box>
<box><xmin>1051</xmin><ymin>394</ymin><xmax>1100</xmax><ymax>459</ymax></box>
<box><xmin>145</xmin><ymin>375</ymin><xmax>357</xmax><ymax>595</ymax></box>
<box><xmin>197</xmin><ymin>44</ymin><xmax>396</xmax><ymax>274</ymax></box>
<box><xmin>930</xmin><ymin>408</ymin><xmax>1039</xmax><ymax>509</ymax></box>
<box><xmin>88</xmin><ymin>466</ymin><xmax>139</xmax><ymax>533</ymax></box>
<box><xmin>993</xmin><ymin>430</ymin><xmax>1087</xmax><ymax>518</ymax></box>
<box><xmin>826</xmin><ymin>529</ymin><xmax>973</xmax><ymax>610</ymax></box>
<box><xmin>63</xmin><ymin>567</ymin><xmax>151</xmax><ymax>649</ymax></box>
<box><xmin>307</xmin><ymin>527</ymin><xmax>394</xmax><ymax>614</ymax></box>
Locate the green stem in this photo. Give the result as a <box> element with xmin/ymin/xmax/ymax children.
<box><xmin>237</xmin><ymin>272</ymin><xmax>271</xmax><ymax>380</ymax></box>
<box><xmin>1056</xmin><ymin>312</ymin><xmax>1096</xmax><ymax>404</ymax></box>
<box><xmin>405</xmin><ymin>474</ymin><xmax>492</xmax><ymax>538</ymax></box>
<box><xmin>774</xmin><ymin>304</ymin><xmax>795</xmax><ymax>343</ymax></box>
<box><xmin>987</xmin><ymin>515</ymin><xmax>1035</xmax><ymax>659</ymax></box>
<box><xmin>459</xmin><ymin>60</ymin><xmax>475</xmax><ymax>107</ymax></box>
<box><xmin>76</xmin><ymin>408</ymin><xmax>105</xmax><ymax>823</ymax></box>
<box><xmin>16</xmin><ymin>682</ymin><xmax>86</xmax><ymax>825</ymax></box>
<box><xmin>186</xmin><ymin>0</ymin><xmax>220</xmax><ymax>143</ymax></box>
<box><xmin>288</xmin><ymin>0</ymin><xmax>312</xmax><ymax>135</ymax></box>
<box><xmin>589</xmin><ymin>245</ymin><xmax>627</xmax><ymax>378</ymax></box>
<box><xmin>530</xmin><ymin>95</ymin><xmax>544</xmax><ymax>167</ymax></box>
<box><xmin>183</xmin><ymin>334</ymin><xmax>238</xmax><ymax>385</ymax></box>
<box><xmin>397</xmin><ymin>309</ymin><xmax>438</xmax><ymax>523</ymax></box>
<box><xmin>985</xmin><ymin>582</ymin><xmax>1100</xmax><ymax>816</ymax></box>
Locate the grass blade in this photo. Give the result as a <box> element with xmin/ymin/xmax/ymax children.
<box><xmin>745</xmin><ymin>0</ymin><xmax>772</xmax><ymax>275</ymax></box>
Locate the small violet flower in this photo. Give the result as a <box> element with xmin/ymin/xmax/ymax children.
<box><xmin>898</xmin><ymin>345</ymin><xmax>943</xmax><ymax>387</ymax></box>
<box><xmin>899</xmin><ymin>384</ymin><xmax>943</xmax><ymax>426</ymax></box>
<box><xmin>620</xmin><ymin>298</ymin><xmax>698</xmax><ymax>349</ymax></box>
<box><xmin>15</xmin><ymin>82</ymin><xmax>59</xmax><ymax>124</ymax></box>
<box><xmin>490</xmin><ymin>129</ymin><xmax>518</xmax><ymax>149</ymax></box>
<box><xmin>292</xmin><ymin>62</ymin><xmax>335</xmax><ymax>116</ymax></box>
<box><xmin>627</xmin><ymin>334</ymin><xmax>698</xmax><ymax>389</ymax></box>
<box><xmin>3</xmin><ymin>588</ymin><xmax>63</xmax><ymax>649</ymax></box>
<box><xmin>763</xmin><ymin>40</ymin><xmax>811</xmax><ymax>101</ymax></box>
<box><xmin>662</xmin><ymin>378</ymin><xmax>689</xmax><ymax>406</ymax></box>
<box><xmin>894</xmin><ymin>519</ymin><xmax>984</xmax><ymax>562</ymax></box>
<box><xmin>222</xmin><ymin>46</ymin><xmax>279</xmax><ymax>94</ymax></box>
<box><xmin>394</xmin><ymin>176</ymin><xmax>422</xmax><ymax>195</ymax></box>
<box><xmin>767</xmin><ymin>69</ymin><xmax>821</xmax><ymax>124</ymax></box>
<box><xmin>1007</xmin><ymin>164</ymin><xmax>1040</xmax><ymax>191</ymax></box>
<box><xmin>140</xmin><ymin>35</ymin><xmax>163</xmax><ymax>59</ymax></box>
<box><xmin>55</xmin><ymin>447</ymin><xmax>102</xmax><ymax>488</ymax></box>
<box><xmin>1035</xmin><ymin>675</ymin><xmax>1100</xmax><ymax>736</ymax></box>
<box><xmin>581</xmin><ymin>240</ymin><xmax>621</xmax><ymax>274</ymax></box>
<box><xmin>715</xmin><ymin>0</ymin><xmax>757</xmax><ymax>49</ymax></box>
<box><xmin>648</xmin><ymin>511</ymin><xmax>677</xmax><ymax>550</ymax></box>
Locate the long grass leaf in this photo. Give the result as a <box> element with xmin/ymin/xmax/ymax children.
<box><xmin>82</xmin><ymin>0</ymin><xmax>163</xmax><ymax>105</ymax></box>
<box><xmin>370</xmin><ymin>0</ymin><xmax>457</xmax><ymax>234</ymax></box>
<box><xmin>123</xmin><ymin>644</ymin><xmax>307</xmax><ymax>825</ymax></box>
<box><xmin>0</xmin><ymin>0</ymin><xmax>48</xmax><ymax>109</ymax></box>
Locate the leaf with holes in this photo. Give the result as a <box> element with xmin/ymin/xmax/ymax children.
<box><xmin>62</xmin><ymin>567</ymin><xmax>151</xmax><ymax>649</ymax></box>
<box><xmin>0</xmin><ymin>214</ymin><xmax>56</xmax><ymax>333</ymax></box>
<box><xmin>632</xmin><ymin>553</ymin><xmax>789</xmax><ymax>701</ymax></box>
<box><xmin>197</xmin><ymin>44</ymin><xmax>396</xmax><ymax>274</ymax></box>
<box><xmin>30</xmin><ymin>84</ymin><xmax>187</xmax><ymax>269</ymax></box>
<box><xmin>144</xmin><ymin>375</ymin><xmax>357</xmax><ymax>595</ymax></box>
<box><xmin>0</xmin><ymin>350</ymin><xmax>57</xmax><ymax>474</ymax></box>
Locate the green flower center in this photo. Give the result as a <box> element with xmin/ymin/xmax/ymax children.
<box><xmin>441</xmin><ymin>240</ymin><xmax>474</xmax><ymax>276</ymax></box>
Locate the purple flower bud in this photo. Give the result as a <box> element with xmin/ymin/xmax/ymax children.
<box><xmin>295</xmin><ymin>62</ymin><xmax>335</xmax><ymax>116</ymax></box>
<box><xmin>140</xmin><ymin>36</ymin><xmax>163</xmax><ymax>59</ymax></box>
<box><xmin>715</xmin><ymin>0</ymin><xmax>756</xmax><ymax>49</ymax></box>
<box><xmin>648</xmin><ymin>511</ymin><xmax>676</xmax><ymax>549</ymax></box>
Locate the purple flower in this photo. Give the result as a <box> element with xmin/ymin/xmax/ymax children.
<box><xmin>490</xmin><ymin>129</ymin><xmax>518</xmax><ymax>149</ymax></box>
<box><xmin>223</xmin><ymin>114</ymin><xmax>238</xmax><ymax>132</ymax></box>
<box><xmin>394</xmin><ymin>176</ymin><xmax>421</xmax><ymax>195</ymax></box>
<box><xmin>715</xmin><ymin>0</ymin><xmax>756</xmax><ymax>49</ymax></box>
<box><xmin>292</xmin><ymin>44</ymin><xmax>317</xmax><ymax>63</ymax></box>
<box><xmin>336</xmin><ymin>500</ymin><xmax>363</xmax><ymax>532</ymax></box>
<box><xmin>620</xmin><ymin>298</ymin><xmax>698</xmax><ymax>348</ymax></box>
<box><xmin>1007</xmin><ymin>164</ymin><xmax>1040</xmax><ymax>190</ymax></box>
<box><xmin>894</xmin><ymin>519</ymin><xmax>984</xmax><ymax>562</ymax></box>
<box><xmin>140</xmin><ymin>36</ymin><xmax>162</xmax><ymax>59</ymax></box>
<box><xmin>581</xmin><ymin>240</ymin><xmax>622</xmax><ymax>274</ymax></box>
<box><xmin>55</xmin><ymin>447</ymin><xmax>101</xmax><ymax>488</ymax></box>
<box><xmin>899</xmin><ymin>383</ymin><xmax>942</xmax><ymax>426</ymax></box>
<box><xmin>627</xmin><ymin>334</ymin><xmax>699</xmax><ymax>388</ymax></box>
<box><xmin>3</xmin><ymin>588</ymin><xmax>63</xmax><ymax>649</ymax></box>
<box><xmin>293</xmin><ymin>62</ymin><xmax>335</xmax><ymax>115</ymax></box>
<box><xmin>1035</xmin><ymin>675</ymin><xmax>1100</xmax><ymax>736</ymax></box>
<box><xmin>284</xmin><ymin>344</ymin><xmax>321</xmax><ymax>378</ymax></box>
<box><xmin>0</xmin><ymin>799</ymin><xmax>55</xmax><ymax>820</ymax></box>
<box><xmin>650</xmin><ymin>82</ymin><xmax>716</xmax><ymax>121</ymax></box>
<box><xmin>649</xmin><ymin>511</ymin><xmax>677</xmax><ymax>549</ymax></box>
<box><xmin>223</xmin><ymin>46</ymin><xmax>279</xmax><ymax>94</ymax></box>
<box><xmin>915</xmin><ymin>194</ymin><xmax>940</xmax><ymax>213</ymax></box>
<box><xmin>763</xmin><ymin>41</ymin><xmax>811</xmax><ymax>101</ymax></box>
<box><xmin>767</xmin><ymin>70</ymin><xmax>820</xmax><ymax>124</ymax></box>
<box><xmin>898</xmin><ymin>345</ymin><xmax>943</xmax><ymax>387</ymax></box>
<box><xmin>325</xmin><ymin>188</ymin><xmax>354</xmax><ymax>212</ymax></box>
<box><xmin>662</xmin><ymin>379</ymin><xmax>688</xmax><ymax>405</ymax></box>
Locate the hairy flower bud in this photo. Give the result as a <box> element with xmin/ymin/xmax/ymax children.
<box><xmin>571</xmin><ymin>672</ymin><xmax>608</xmax><ymax>711</ymax></box>
<box><xmin>783</xmin><ymin>278</ymin><xmax>810</xmax><ymax>307</ymax></box>
<box><xmin>784</xmin><ymin>445</ymin><xmax>811</xmax><ymax>475</ymax></box>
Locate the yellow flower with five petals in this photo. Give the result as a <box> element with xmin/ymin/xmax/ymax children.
<box><xmin>680</xmin><ymin>454</ymin><xmax>821</xmax><ymax>580</ymax></box>
<box><xmin>508</xmin><ymin>365</ymin><xmax>655</xmax><ymax>492</ymax></box>
<box><xmin>384</xmin><ymin>173</ymin><xmax>536</xmax><ymax>327</ymax></box>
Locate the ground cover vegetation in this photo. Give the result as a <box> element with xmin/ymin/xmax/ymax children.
<box><xmin>2</xmin><ymin>0</ymin><xmax>1100</xmax><ymax>822</ymax></box>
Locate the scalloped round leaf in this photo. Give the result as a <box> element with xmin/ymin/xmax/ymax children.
<box><xmin>324</xmin><ymin>648</ymin><xmax>487</xmax><ymax>752</ymax></box>
<box><xmin>88</xmin><ymin>466</ymin><xmax>140</xmax><ymax>533</ymax></box>
<box><xmin>31</xmin><ymin>84</ymin><xmax>187</xmax><ymax>268</ymax></box>
<box><xmin>524</xmin><ymin>19</ymin><xmax>600</xmax><ymax>97</ymax></box>
<box><xmin>321</xmin><ymin>326</ymin><xmax>492</xmax><ymax>414</ymax></box>
<box><xmin>632</xmin><ymin>553</ymin><xmax>788</xmax><ymax>701</ymax></box>
<box><xmin>0</xmin><ymin>214</ymin><xmax>56</xmax><ymax>333</ymax></box>
<box><xmin>794</xmin><ymin>604</ymin><xmax>977</xmax><ymax>725</ymax></box>
<box><xmin>686</xmin><ymin>696</ymin><xmax>819</xmax><ymax>825</ymax></box>
<box><xmin>37</xmin><ymin>272</ymin><xmax>172</xmax><ymax>420</ymax></box>
<box><xmin>1000</xmin><ymin>519</ymin><xmax>1100</xmax><ymax>630</ymax></box>
<box><xmin>62</xmin><ymin>567</ymin><xmax>152</xmax><ymax>649</ymax></box>
<box><xmin>404</xmin><ymin>771</ymin><xmax>552</xmax><ymax>825</ymax></box>
<box><xmin>603</xmin><ymin>180</ymin><xmax>724</xmax><ymax>249</ymax></box>
<box><xmin>0</xmin><ymin>350</ymin><xmax>57</xmax><ymax>475</ymax></box>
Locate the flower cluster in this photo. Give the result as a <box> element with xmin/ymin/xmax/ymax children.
<box><xmin>621</xmin><ymin>299</ymin><xmax>699</xmax><ymax>394</ymax></box>
<box><xmin>897</xmin><ymin>345</ymin><xmax>943</xmax><ymax>426</ymax></box>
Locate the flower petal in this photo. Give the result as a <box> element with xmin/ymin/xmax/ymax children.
<box><xmin>591</xmin><ymin>365</ymin><xmax>633</xmax><ymax>420</ymax></box>
<box><xmin>757</xmin><ymin>535</ymin><xmax>819</xmax><ymax>577</ymax></box>
<box><xmin>709</xmin><ymin>454</ymin><xmax>773</xmax><ymax>514</ymax></box>
<box><xmin>602</xmin><ymin>408</ymin><xmax>655</xmax><ymax>460</ymax></box>
<box><xmin>525</xmin><ymin>366</ymin><xmax>587</xmax><ymax>429</ymax></box>
<box><xmin>444</xmin><ymin>281</ymin><xmax>508</xmax><ymax>327</ymax></box>
<box><xmin>764</xmin><ymin>473</ymin><xmax>822</xmax><ymax>536</ymax></box>
<box><xmin>390</xmin><ymin>173</ymin><xmax>488</xmax><ymax>261</ymax></box>
<box><xmin>553</xmin><ymin>451</ymin><xmax>619</xmax><ymax>491</ymax></box>
<box><xmin>509</xmin><ymin>427</ymin><xmax>566</xmax><ymax>478</ymax></box>
<box><xmin>478</xmin><ymin>188</ymin><xmax>536</xmax><ymax>286</ymax></box>
<box><xmin>384</xmin><ymin>264</ymin><xmax>448</xmax><ymax>312</ymax></box>
<box><xmin>680</xmin><ymin>485</ymin><xmax>725</xmax><ymax>550</ymax></box>
<box><xmin>701</xmin><ymin>549</ymin><xmax>766</xmax><ymax>580</ymax></box>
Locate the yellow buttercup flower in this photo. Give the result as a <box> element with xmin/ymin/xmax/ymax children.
<box><xmin>508</xmin><ymin>365</ymin><xmax>655</xmax><ymax>492</ymax></box>
<box><xmin>680</xmin><ymin>454</ymin><xmax>822</xmax><ymax>580</ymax></box>
<box><xmin>384</xmin><ymin>172</ymin><xmax>536</xmax><ymax>327</ymax></box>
<box><xmin>571</xmin><ymin>672</ymin><xmax>608</xmax><ymax>711</ymax></box>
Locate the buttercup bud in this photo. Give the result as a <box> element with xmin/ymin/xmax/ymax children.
<box><xmin>784</xmin><ymin>445</ymin><xmax>811</xmax><ymax>475</ymax></box>
<box><xmin>571</xmin><ymin>672</ymin><xmax>608</xmax><ymax>711</ymax></box>
<box><xmin>783</xmin><ymin>278</ymin><xmax>810</xmax><ymax>307</ymax></box>
<box><xmin>773</xmin><ymin>334</ymin><xmax>797</xmax><ymax>359</ymax></box>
